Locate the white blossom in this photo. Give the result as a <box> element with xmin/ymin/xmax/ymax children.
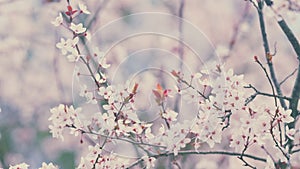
<box><xmin>38</xmin><ymin>163</ymin><xmax>58</xmax><ymax>169</ymax></box>
<box><xmin>51</xmin><ymin>13</ymin><xmax>63</xmax><ymax>26</ymax></box>
<box><xmin>70</xmin><ymin>23</ymin><xmax>86</xmax><ymax>34</ymax></box>
<box><xmin>9</xmin><ymin>163</ymin><xmax>29</xmax><ymax>169</ymax></box>
<box><xmin>78</xmin><ymin>2</ymin><xmax>91</xmax><ymax>14</ymax></box>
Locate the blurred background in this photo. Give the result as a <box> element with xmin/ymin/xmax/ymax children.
<box><xmin>0</xmin><ymin>0</ymin><xmax>299</xmax><ymax>168</ymax></box>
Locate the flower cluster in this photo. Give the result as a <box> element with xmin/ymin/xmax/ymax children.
<box><xmin>48</xmin><ymin>104</ymin><xmax>82</xmax><ymax>141</ymax></box>
<box><xmin>52</xmin><ymin>1</ymin><xmax>91</xmax><ymax>62</ymax></box>
<box><xmin>7</xmin><ymin>0</ymin><xmax>300</xmax><ymax>168</ymax></box>
<box><xmin>77</xmin><ymin>144</ymin><xmax>129</xmax><ymax>169</ymax></box>
<box><xmin>8</xmin><ymin>163</ymin><xmax>58</xmax><ymax>169</ymax></box>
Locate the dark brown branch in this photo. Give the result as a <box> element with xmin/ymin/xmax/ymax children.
<box><xmin>276</xmin><ymin>17</ymin><xmax>300</xmax><ymax>152</ymax></box>
<box><xmin>256</xmin><ymin>1</ymin><xmax>287</xmax><ymax>109</ymax></box>
<box><xmin>292</xmin><ymin>148</ymin><xmax>300</xmax><ymax>154</ymax></box>
<box><xmin>270</xmin><ymin>111</ymin><xmax>290</xmax><ymax>161</ymax></box>
<box><xmin>238</xmin><ymin>137</ymin><xmax>256</xmax><ymax>169</ymax></box>
<box><xmin>126</xmin><ymin>150</ymin><xmax>266</xmax><ymax>168</ymax></box>
<box><xmin>92</xmin><ymin>154</ymin><xmax>101</xmax><ymax>169</ymax></box>
<box><xmin>277</xmin><ymin>19</ymin><xmax>300</xmax><ymax>61</ymax></box>
<box><xmin>245</xmin><ymin>84</ymin><xmax>292</xmax><ymax>105</ymax></box>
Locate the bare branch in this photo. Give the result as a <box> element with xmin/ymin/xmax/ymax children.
<box><xmin>254</xmin><ymin>57</ymin><xmax>278</xmax><ymax>106</ymax></box>
<box><xmin>277</xmin><ymin>19</ymin><xmax>300</xmax><ymax>61</ymax></box>
<box><xmin>238</xmin><ymin>137</ymin><xmax>256</xmax><ymax>169</ymax></box>
<box><xmin>275</xmin><ymin>15</ymin><xmax>300</xmax><ymax>152</ymax></box>
<box><xmin>126</xmin><ymin>150</ymin><xmax>266</xmax><ymax>168</ymax></box>
<box><xmin>255</xmin><ymin>1</ymin><xmax>288</xmax><ymax>109</ymax></box>
<box><xmin>245</xmin><ymin>84</ymin><xmax>292</xmax><ymax>104</ymax></box>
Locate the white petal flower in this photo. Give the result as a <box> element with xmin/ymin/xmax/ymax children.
<box><xmin>9</xmin><ymin>163</ymin><xmax>29</xmax><ymax>169</ymax></box>
<box><xmin>38</xmin><ymin>162</ymin><xmax>58</xmax><ymax>169</ymax></box>
<box><xmin>79</xmin><ymin>2</ymin><xmax>91</xmax><ymax>14</ymax></box>
<box><xmin>51</xmin><ymin>13</ymin><xmax>63</xmax><ymax>26</ymax></box>
<box><xmin>70</xmin><ymin>23</ymin><xmax>86</xmax><ymax>34</ymax></box>
<box><xmin>285</xmin><ymin>126</ymin><xmax>295</xmax><ymax>140</ymax></box>
<box><xmin>85</xmin><ymin>92</ymin><xmax>97</xmax><ymax>104</ymax></box>
<box><xmin>142</xmin><ymin>156</ymin><xmax>156</xmax><ymax>169</ymax></box>
<box><xmin>56</xmin><ymin>38</ymin><xmax>68</xmax><ymax>55</ymax></box>
<box><xmin>66</xmin><ymin>51</ymin><xmax>80</xmax><ymax>62</ymax></box>
<box><xmin>95</xmin><ymin>73</ymin><xmax>107</xmax><ymax>83</ymax></box>
<box><xmin>162</xmin><ymin>109</ymin><xmax>178</xmax><ymax>122</ymax></box>
<box><xmin>48</xmin><ymin>104</ymin><xmax>82</xmax><ymax>140</ymax></box>
<box><xmin>98</xmin><ymin>57</ymin><xmax>111</xmax><ymax>69</ymax></box>
<box><xmin>281</xmin><ymin>109</ymin><xmax>294</xmax><ymax>123</ymax></box>
<box><xmin>67</xmin><ymin>36</ymin><xmax>79</xmax><ymax>48</ymax></box>
<box><xmin>56</xmin><ymin>37</ymin><xmax>79</xmax><ymax>55</ymax></box>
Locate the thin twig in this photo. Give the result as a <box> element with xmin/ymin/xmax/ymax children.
<box><xmin>92</xmin><ymin>154</ymin><xmax>101</xmax><ymax>169</ymax></box>
<box><xmin>73</xmin><ymin>126</ymin><xmax>167</xmax><ymax>149</ymax></box>
<box><xmin>261</xmin><ymin>145</ymin><xmax>276</xmax><ymax>164</ymax></box>
<box><xmin>161</xmin><ymin>105</ymin><xmax>171</xmax><ymax>129</ymax></box>
<box><xmin>279</xmin><ymin>68</ymin><xmax>298</xmax><ymax>86</ymax></box>
<box><xmin>254</xmin><ymin>58</ymin><xmax>278</xmax><ymax>106</ymax></box>
<box><xmin>238</xmin><ymin>136</ymin><xmax>256</xmax><ymax>169</ymax></box>
<box><xmin>292</xmin><ymin>148</ymin><xmax>300</xmax><ymax>154</ymax></box>
<box><xmin>270</xmin><ymin>109</ymin><xmax>290</xmax><ymax>161</ymax></box>
<box><xmin>244</xmin><ymin>84</ymin><xmax>292</xmax><ymax>105</ymax></box>
<box><xmin>247</xmin><ymin>0</ymin><xmax>259</xmax><ymax>10</ymax></box>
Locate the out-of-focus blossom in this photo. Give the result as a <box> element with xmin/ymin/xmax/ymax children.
<box><xmin>77</xmin><ymin>144</ymin><xmax>129</xmax><ymax>168</ymax></box>
<box><xmin>98</xmin><ymin>57</ymin><xmax>110</xmax><ymax>69</ymax></box>
<box><xmin>38</xmin><ymin>162</ymin><xmax>58</xmax><ymax>169</ymax></box>
<box><xmin>56</xmin><ymin>37</ymin><xmax>79</xmax><ymax>62</ymax></box>
<box><xmin>56</xmin><ymin>37</ymin><xmax>79</xmax><ymax>55</ymax></box>
<box><xmin>56</xmin><ymin>38</ymin><xmax>68</xmax><ymax>55</ymax></box>
<box><xmin>215</xmin><ymin>45</ymin><xmax>229</xmax><ymax>58</ymax></box>
<box><xmin>78</xmin><ymin>2</ymin><xmax>91</xmax><ymax>14</ymax></box>
<box><xmin>276</xmin><ymin>107</ymin><xmax>294</xmax><ymax>123</ymax></box>
<box><xmin>66</xmin><ymin>51</ymin><xmax>80</xmax><ymax>62</ymax></box>
<box><xmin>51</xmin><ymin>13</ymin><xmax>63</xmax><ymax>26</ymax></box>
<box><xmin>195</xmin><ymin>159</ymin><xmax>218</xmax><ymax>169</ymax></box>
<box><xmin>9</xmin><ymin>163</ymin><xmax>29</xmax><ymax>169</ymax></box>
<box><xmin>92</xmin><ymin>47</ymin><xmax>110</xmax><ymax>68</ymax></box>
<box><xmin>95</xmin><ymin>72</ymin><xmax>107</xmax><ymax>84</ymax></box>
